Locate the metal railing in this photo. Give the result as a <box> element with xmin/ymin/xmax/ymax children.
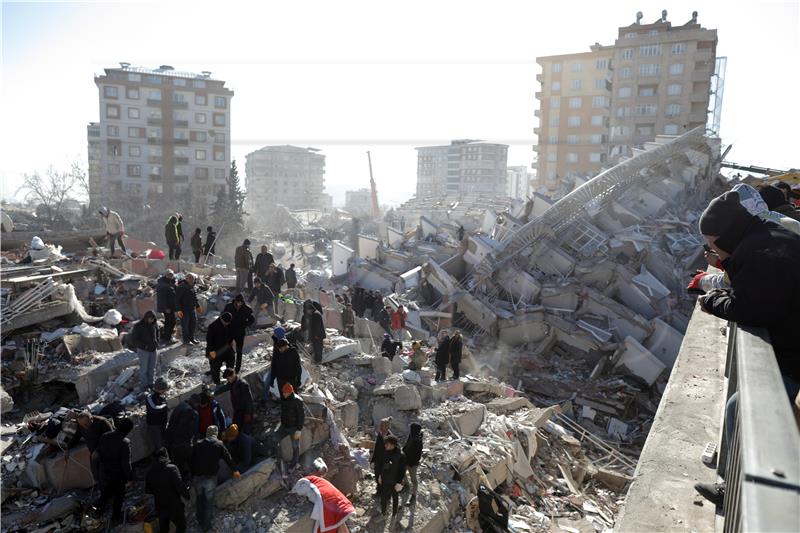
<box><xmin>719</xmin><ymin>324</ymin><xmax>800</xmax><ymax>532</ymax></box>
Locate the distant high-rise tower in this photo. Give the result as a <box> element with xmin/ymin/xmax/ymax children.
<box><xmin>244</xmin><ymin>145</ymin><xmax>326</xmax><ymax>211</ymax></box>
<box><xmin>416</xmin><ymin>140</ymin><xmax>508</xmax><ymax>198</ymax></box>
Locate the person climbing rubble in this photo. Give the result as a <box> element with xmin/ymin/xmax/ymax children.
<box><xmin>222</xmin><ymin>424</ymin><xmax>267</xmax><ymax>473</ymax></box>
<box><xmin>377</xmin><ymin>435</ymin><xmax>406</xmax><ymax>520</ymax></box>
<box><xmin>223</xmin><ymin>294</ymin><xmax>255</xmax><ymax>373</ymax></box>
<box><xmin>221</xmin><ymin>368</ymin><xmax>255</xmax><ymax>435</ymax></box>
<box><xmin>69</xmin><ymin>410</ymin><xmax>114</xmax><ymax>483</ymax></box>
<box><xmin>449</xmin><ymin>330</ymin><xmax>464</xmax><ymax>380</ymax></box>
<box><xmin>129</xmin><ymin>310</ymin><xmax>159</xmax><ymax>390</ymax></box>
<box><xmin>93</xmin><ymin>417</ymin><xmax>133</xmax><ymax>527</ymax></box>
<box><xmin>176</xmin><ymin>273</ymin><xmax>200</xmax><ymax>345</ymax></box>
<box><xmin>301</xmin><ymin>299</ymin><xmax>326</xmax><ymax>364</ymax></box>
<box><xmin>98</xmin><ymin>206</ymin><xmax>127</xmax><ymax>256</ymax></box>
<box><xmin>380</xmin><ymin>333</ymin><xmax>402</xmax><ymax>360</ymax></box>
<box><xmin>234</xmin><ymin>239</ymin><xmax>254</xmax><ymax>293</ymax></box>
<box><xmin>341</xmin><ymin>302</ymin><xmax>355</xmax><ymax>338</ymax></box>
<box><xmin>291</xmin><ymin>475</ymin><xmax>355</xmax><ymax>533</ymax></box>
<box><xmin>434</xmin><ymin>330</ymin><xmax>451</xmax><ymax>382</ymax></box>
<box><xmin>391</xmin><ymin>304</ymin><xmax>408</xmax><ymax>340</ymax></box>
<box><xmin>249</xmin><ymin>277</ymin><xmax>276</xmax><ymax>318</ymax></box>
<box><xmin>156</xmin><ymin>269</ymin><xmax>177</xmax><ymax>345</ymax></box>
<box><xmin>402</xmin><ymin>422</ymin><xmax>424</xmax><ymax>507</ymax></box>
<box><xmin>269</xmin><ymin>338</ymin><xmax>303</xmax><ymax>395</ymax></box>
<box><xmin>197</xmin><ymin>387</ymin><xmax>227</xmax><ymax>437</ymax></box>
<box><xmin>145</xmin><ymin>447</ymin><xmax>190</xmax><ymax>533</ymax></box>
<box><xmin>270</xmin><ymin>383</ymin><xmax>304</xmax><ymax>467</ymax></box>
<box><xmin>145</xmin><ymin>378</ymin><xmax>170</xmax><ymax>450</ymax></box>
<box><xmin>266</xmin><ymin>263</ymin><xmax>285</xmax><ymax>297</ymax></box>
<box><xmin>206</xmin><ymin>312</ymin><xmax>234</xmax><ymax>385</ymax></box>
<box><xmin>165</xmin><ymin>395</ymin><xmax>200</xmax><ymax>479</ymax></box>
<box><xmin>191</xmin><ymin>425</ymin><xmax>240</xmax><ymax>532</ymax></box>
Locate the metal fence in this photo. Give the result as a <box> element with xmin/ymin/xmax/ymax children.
<box><xmin>719</xmin><ymin>324</ymin><xmax>800</xmax><ymax>532</ymax></box>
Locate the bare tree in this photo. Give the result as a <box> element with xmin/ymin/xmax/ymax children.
<box><xmin>18</xmin><ymin>165</ymin><xmax>79</xmax><ymax>224</ymax></box>
<box><xmin>70</xmin><ymin>160</ymin><xmax>90</xmax><ymax>202</ymax></box>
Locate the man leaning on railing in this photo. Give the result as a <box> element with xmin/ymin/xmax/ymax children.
<box><xmin>690</xmin><ymin>188</ymin><xmax>800</xmax><ymax>505</ymax></box>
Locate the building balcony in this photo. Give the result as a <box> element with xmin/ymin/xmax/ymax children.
<box><xmin>147</xmin><ymin>118</ymin><xmax>162</xmax><ymax>126</ymax></box>
<box><xmin>533</xmin><ymin>127</ymin><xmax>541</xmax><ymax>135</ymax></box>
<box><xmin>172</xmin><ymin>138</ymin><xmax>189</xmax><ymax>146</ymax></box>
<box><xmin>535</xmin><ymin>91</ymin><xmax>543</xmax><ymax>99</ymax></box>
<box><xmin>148</xmin><ymin>174</ymin><xmax>162</xmax><ymax>181</ymax></box>
<box><xmin>534</xmin><ymin>109</ymin><xmax>541</xmax><ymax>117</ymax></box>
<box><xmin>172</xmin><ymin>101</ymin><xmax>188</xmax><ymax>109</ymax></box>
<box><xmin>690</xmin><ymin>91</ymin><xmax>708</xmax><ymax>103</ymax></box>
<box><xmin>147</xmin><ymin>137</ymin><xmax>162</xmax><ymax>145</ymax></box>
<box><xmin>536</xmin><ymin>73</ymin><xmax>543</xmax><ymax>83</ymax></box>
<box><xmin>694</xmin><ymin>49</ymin><xmax>713</xmax><ymax>62</ymax></box>
<box><xmin>691</xmin><ymin>70</ymin><xmax>711</xmax><ymax>82</ymax></box>
<box><xmin>688</xmin><ymin>111</ymin><xmax>708</xmax><ymax>123</ymax></box>
<box><xmin>173</xmin><ymin>175</ymin><xmax>189</xmax><ymax>182</ymax></box>
<box><xmin>148</xmin><ymin>156</ymin><xmax>162</xmax><ymax>164</ymax></box>
<box><xmin>175</xmin><ymin>120</ymin><xmax>189</xmax><ymax>127</ymax></box>
<box><xmin>146</xmin><ymin>99</ymin><xmax>162</xmax><ymax>107</ymax></box>
<box><xmin>174</xmin><ymin>156</ymin><xmax>189</xmax><ymax>164</ymax></box>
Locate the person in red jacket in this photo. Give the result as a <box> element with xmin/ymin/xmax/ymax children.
<box><xmin>390</xmin><ymin>305</ymin><xmax>408</xmax><ymax>341</ymax></box>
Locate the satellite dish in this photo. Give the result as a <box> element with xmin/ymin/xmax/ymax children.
<box><xmin>636</xmin><ymin>11</ymin><xmax>643</xmax><ymax>24</ymax></box>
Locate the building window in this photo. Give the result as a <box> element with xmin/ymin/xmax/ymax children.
<box><xmin>669</xmin><ymin>63</ymin><xmax>684</xmax><ymax>75</ymax></box>
<box><xmin>591</xmin><ymin>96</ymin><xmax>608</xmax><ymax>108</ymax></box>
<box><xmin>106</xmin><ymin>104</ymin><xmax>120</xmax><ymax>118</ymax></box>
<box><xmin>149</xmin><ymin>127</ymin><xmax>162</xmax><ymax>139</ymax></box>
<box><xmin>567</xmin><ymin>153</ymin><xmax>578</xmax><ymax>163</ymax></box>
<box><xmin>129</xmin><ymin>126</ymin><xmax>144</xmax><ymax>138</ymax></box>
<box><xmin>551</xmin><ymin>81</ymin><xmax>561</xmax><ymax>91</ymax></box>
<box><xmin>213</xmin><ymin>113</ymin><xmax>226</xmax><ymax>126</ymax></box>
<box><xmin>591</xmin><ymin>115</ymin><xmax>604</xmax><ymax>126</ymax></box>
<box><xmin>594</xmin><ymin>79</ymin><xmax>606</xmax><ymax>90</ymax></box>
<box><xmin>618</xmin><ymin>87</ymin><xmax>632</xmax><ymax>98</ymax></box>
<box><xmin>148</xmin><ymin>90</ymin><xmax>161</xmax><ymax>101</ymax></box>
<box><xmin>547</xmin><ymin>152</ymin><xmax>557</xmax><ymax>162</ymax></box>
<box><xmin>639</xmin><ymin>44</ymin><xmax>662</xmax><ymax>57</ymax></box>
<box><xmin>195</xmin><ymin>167</ymin><xmax>209</xmax><ymax>179</ymax></box>
<box><xmin>174</xmin><ymin>166</ymin><xmax>188</xmax><ymax>176</ymax></box>
<box><xmin>128</xmin><ymin>107</ymin><xmax>140</xmax><ymax>119</ymax></box>
<box><xmin>108</xmin><ymin>163</ymin><xmax>120</xmax><ymax>175</ymax></box>
<box><xmin>195</xmin><ymin>113</ymin><xmax>206</xmax><ymax>124</ymax></box>
<box><xmin>191</xmin><ymin>131</ymin><xmax>208</xmax><ymax>142</ymax></box>
<box><xmin>625</xmin><ymin>32</ymin><xmax>637</xmax><ymax>39</ymax></box>
<box><xmin>636</xmin><ymin>125</ymin><xmax>653</xmax><ymax>136</ymax></box>
<box><xmin>570</xmin><ymin>79</ymin><xmax>582</xmax><ymax>90</ymax></box>
<box><xmin>666</xmin><ymin>103</ymin><xmax>681</xmax><ymax>117</ymax></box>
<box><xmin>214</xmin><ymin>132</ymin><xmax>225</xmax><ymax>143</ymax></box>
<box><xmin>173</xmin><ymin>92</ymin><xmax>187</xmax><ymax>103</ymax></box>
<box><xmin>107</xmin><ymin>142</ymin><xmax>121</xmax><ymax>156</ymax></box>
<box><xmin>567</xmin><ymin>134</ymin><xmax>579</xmax><ymax>145</ymax></box>
<box><xmin>550</xmin><ymin>96</ymin><xmax>560</xmax><ymax>108</ymax></box>
<box><xmin>146</xmin><ymin>75</ymin><xmax>161</xmax><ymax>84</ymax></box>
<box><xmin>128</xmin><ymin>73</ymin><xmax>141</xmax><ymax>82</ymax></box>
<box><xmin>664</xmin><ymin>124</ymin><xmax>679</xmax><ymax>135</ymax></box>
<box><xmin>639</xmin><ymin>63</ymin><xmax>660</xmax><ymax>77</ymax></box>
<box><xmin>150</xmin><ymin>146</ymin><xmax>162</xmax><ymax>157</ymax></box>
<box><xmin>648</xmin><ymin>30</ymin><xmax>659</xmax><ymax>36</ymax></box>
<box><xmin>173</xmin><ymin>78</ymin><xmax>186</xmax><ymax>86</ymax></box>
<box><xmin>148</xmin><ymin>109</ymin><xmax>162</xmax><ymax>119</ymax></box>
<box><xmin>129</xmin><ymin>145</ymin><xmax>141</xmax><ymax>157</ymax></box>
<box><xmin>635</xmin><ymin>104</ymin><xmax>657</xmax><ymax>116</ymax></box>
<box><xmin>569</xmin><ymin>97</ymin><xmax>582</xmax><ymax>109</ymax></box>
<box><xmin>107</xmin><ymin>125</ymin><xmax>119</xmax><ymax>137</ymax></box>
<box><xmin>215</xmin><ymin>168</ymin><xmax>226</xmax><ymax>179</ymax></box>
<box><xmin>571</xmin><ymin>62</ymin><xmax>583</xmax><ymax>72</ymax></box>
<box><xmin>126</xmin><ymin>87</ymin><xmax>139</xmax><ymax>99</ymax></box>
<box><xmin>589</xmin><ymin>134</ymin><xmax>601</xmax><ymax>144</ymax></box>
<box><xmin>672</xmin><ymin>42</ymin><xmax>687</xmax><ymax>55</ymax></box>
<box><xmin>195</xmin><ymin>94</ymin><xmax>207</xmax><ymax>105</ymax></box>
<box><xmin>620</xmin><ymin>67</ymin><xmax>632</xmax><ymax>79</ymax></box>
<box><xmin>150</xmin><ymin>165</ymin><xmax>161</xmax><ymax>176</ymax></box>
<box><xmin>667</xmin><ymin>83</ymin><xmax>683</xmax><ymax>95</ymax></box>
<box><xmin>194</xmin><ymin>80</ymin><xmax>207</xmax><ymax>88</ymax></box>
<box><xmin>213</xmin><ymin>149</ymin><xmax>225</xmax><ymax>161</ymax></box>
<box><xmin>595</xmin><ymin>58</ymin><xmax>609</xmax><ymax>70</ymax></box>
<box><xmin>174</xmin><ymin>130</ymin><xmax>187</xmax><ymax>140</ymax></box>
<box><xmin>127</xmin><ymin>164</ymin><xmax>141</xmax><ymax>177</ymax></box>
<box><xmin>195</xmin><ymin>149</ymin><xmax>206</xmax><ymax>160</ymax></box>
<box><xmin>104</xmin><ymin>86</ymin><xmax>118</xmax><ymax>98</ymax></box>
<box><xmin>549</xmin><ymin>116</ymin><xmax>560</xmax><ymax>127</ymax></box>
<box><xmin>548</xmin><ymin>135</ymin><xmax>557</xmax><ymax>144</ymax></box>
<box><xmin>638</xmin><ymin>86</ymin><xmax>657</xmax><ymax>97</ymax></box>
<box><xmin>552</xmin><ymin>62</ymin><xmax>562</xmax><ymax>73</ymax></box>
<box><xmin>616</xmin><ymin>107</ymin><xmax>630</xmax><ymax>117</ymax></box>
<box><xmin>214</xmin><ymin>96</ymin><xmax>227</xmax><ymax>108</ymax></box>
<box><xmin>621</xmin><ymin>48</ymin><xmax>634</xmax><ymax>59</ymax></box>
<box><xmin>589</xmin><ymin>153</ymin><xmax>602</xmax><ymax>162</ymax></box>
<box><xmin>567</xmin><ymin>116</ymin><xmax>581</xmax><ymax>127</ymax></box>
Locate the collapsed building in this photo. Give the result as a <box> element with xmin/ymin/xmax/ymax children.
<box><xmin>0</xmin><ymin>126</ymin><xmax>723</xmax><ymax>532</ymax></box>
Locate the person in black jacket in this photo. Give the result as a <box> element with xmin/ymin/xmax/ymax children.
<box><xmin>377</xmin><ymin>305</ymin><xmax>392</xmax><ymax>335</ymax></box>
<box><xmin>270</xmin><ymin>339</ymin><xmax>302</xmax><ymax>394</ymax></box>
<box><xmin>165</xmin><ymin>396</ymin><xmax>199</xmax><ymax>479</ymax></box>
<box><xmin>265</xmin><ymin>263</ymin><xmax>285</xmax><ymax>296</ymax></box>
<box><xmin>695</xmin><ymin>190</ymin><xmax>800</xmax><ymax>506</ymax></box>
<box><xmin>94</xmin><ymin>418</ymin><xmax>133</xmax><ymax>524</ymax></box>
<box><xmin>449</xmin><ymin>330</ymin><xmax>463</xmax><ymax>380</ymax></box>
<box><xmin>370</xmin><ymin>417</ymin><xmax>392</xmax><ymax>499</ymax></box>
<box><xmin>191</xmin><ymin>228</ymin><xmax>203</xmax><ymax>263</ymax></box>
<box><xmin>380</xmin><ymin>333</ymin><xmax>402</xmax><ymax>360</ymax></box>
<box><xmin>206</xmin><ymin>312</ymin><xmax>234</xmax><ymax>385</ymax></box>
<box><xmin>372</xmin><ymin>293</ymin><xmax>384</xmax><ymax>322</ymax></box>
<box><xmin>402</xmin><ymin>423</ymin><xmax>423</xmax><ymax>506</ymax></box>
<box><xmin>300</xmin><ymin>300</ymin><xmax>326</xmax><ymax>364</ymax></box>
<box><xmin>221</xmin><ymin>369</ymin><xmax>254</xmax><ymax>434</ymax></box>
<box><xmin>222</xmin><ymin>424</ymin><xmax>266</xmax><ymax>472</ymax></box>
<box><xmin>175</xmin><ymin>214</ymin><xmax>184</xmax><ymax>260</ymax></box>
<box><xmin>270</xmin><ymin>383</ymin><xmax>304</xmax><ymax>466</ymax></box>
<box><xmin>175</xmin><ymin>274</ymin><xmax>200</xmax><ymax>345</ymax></box>
<box><xmin>249</xmin><ymin>277</ymin><xmax>275</xmax><ymax>316</ymax></box>
<box><xmin>254</xmin><ymin>245</ymin><xmax>275</xmax><ymax>282</ymax></box>
<box><xmin>191</xmin><ymin>426</ymin><xmax>239</xmax><ymax>532</ymax></box>
<box><xmin>70</xmin><ymin>411</ymin><xmax>114</xmax><ymax>483</ymax></box>
<box><xmin>165</xmin><ymin>215</ymin><xmax>180</xmax><ymax>260</ymax></box>
<box><xmin>146</xmin><ymin>448</ymin><xmax>190</xmax><ymax>533</ymax></box>
<box><xmin>156</xmin><ymin>270</ymin><xmax>177</xmax><ymax>344</ymax></box>
<box><xmin>223</xmin><ymin>294</ymin><xmax>255</xmax><ymax>372</ymax></box>
<box><xmin>130</xmin><ymin>310</ymin><xmax>159</xmax><ymax>389</ymax></box>
<box><xmin>285</xmin><ymin>263</ymin><xmax>298</xmax><ymax>289</ymax></box>
<box><xmin>434</xmin><ymin>330</ymin><xmax>451</xmax><ymax>382</ymax></box>
<box><xmin>759</xmin><ymin>183</ymin><xmax>800</xmax><ymax>222</ymax></box>
<box><xmin>146</xmin><ymin>378</ymin><xmax>170</xmax><ymax>450</ymax></box>
<box><xmin>203</xmin><ymin>226</ymin><xmax>216</xmax><ymax>261</ymax></box>
<box><xmin>378</xmin><ymin>435</ymin><xmax>406</xmax><ymax>518</ymax></box>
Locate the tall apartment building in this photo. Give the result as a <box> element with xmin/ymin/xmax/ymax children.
<box><xmin>345</xmin><ymin>188</ymin><xmax>372</xmax><ymax>214</ymax></box>
<box><xmin>534</xmin><ymin>11</ymin><xmax>719</xmax><ymax>193</ymax></box>
<box><xmin>87</xmin><ymin>63</ymin><xmax>233</xmax><ymax>208</ymax></box>
<box><xmin>507</xmin><ymin>165</ymin><xmax>534</xmax><ymax>199</ymax></box>
<box><xmin>245</xmin><ymin>145</ymin><xmax>326</xmax><ymax>211</ymax></box>
<box><xmin>416</xmin><ymin>140</ymin><xmax>508</xmax><ymax>198</ymax></box>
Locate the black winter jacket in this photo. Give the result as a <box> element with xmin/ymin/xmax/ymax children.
<box><xmin>145</xmin><ymin>455</ymin><xmax>189</xmax><ymax>512</ymax></box>
<box><xmin>449</xmin><ymin>336</ymin><xmax>463</xmax><ymax>362</ymax></box>
<box><xmin>285</xmin><ymin>268</ymin><xmax>298</xmax><ymax>289</ymax></box>
<box><xmin>379</xmin><ymin>447</ymin><xmax>406</xmax><ymax>491</ymax></box>
<box><xmin>145</xmin><ymin>391</ymin><xmax>169</xmax><ymax>428</ymax></box>
<box><xmin>229</xmin><ymin>379</ymin><xmax>254</xmax><ymax>417</ymax></box>
<box><xmin>301</xmin><ymin>310</ymin><xmax>326</xmax><ymax>340</ymax></box>
<box><xmin>175</xmin><ymin>280</ymin><xmax>198</xmax><ymax>313</ymax></box>
<box><xmin>130</xmin><ymin>311</ymin><xmax>159</xmax><ymax>352</ymax></box>
<box><xmin>223</xmin><ymin>302</ymin><xmax>255</xmax><ymax>336</ymax></box>
<box><xmin>435</xmin><ymin>337</ymin><xmax>451</xmax><ymax>366</ymax></box>
<box><xmin>156</xmin><ymin>276</ymin><xmax>177</xmax><ymax>313</ymax></box>
<box><xmin>72</xmin><ymin>415</ymin><xmax>114</xmax><ymax>452</ymax></box>
<box><xmin>270</xmin><ymin>347</ymin><xmax>302</xmax><ymax>388</ymax></box>
<box><xmin>206</xmin><ymin>319</ymin><xmax>231</xmax><ymax>355</ymax></box>
<box><xmin>191</xmin><ymin>233</ymin><xmax>203</xmax><ymax>253</ymax></box>
<box><xmin>249</xmin><ymin>285</ymin><xmax>275</xmax><ymax>307</ymax></box>
<box><xmin>280</xmin><ymin>394</ymin><xmax>305</xmax><ymax>429</ymax></box>
<box><xmin>97</xmin><ymin>429</ymin><xmax>132</xmax><ymax>480</ymax></box>
<box><xmin>190</xmin><ymin>437</ymin><xmax>235</xmax><ymax>476</ymax></box>
<box><xmin>254</xmin><ymin>252</ymin><xmax>274</xmax><ymax>279</ymax></box>
<box><xmin>165</xmin><ymin>401</ymin><xmax>198</xmax><ymax>447</ymax></box>
<box><xmin>165</xmin><ymin>220</ymin><xmax>179</xmax><ymax>246</ymax></box>
<box><xmin>703</xmin><ymin>221</ymin><xmax>800</xmax><ymax>380</ymax></box>
<box><xmin>403</xmin><ymin>423</ymin><xmax>423</xmax><ymax>467</ymax></box>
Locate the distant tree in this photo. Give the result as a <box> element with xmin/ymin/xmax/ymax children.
<box><xmin>18</xmin><ymin>165</ymin><xmax>79</xmax><ymax>224</ymax></box>
<box><xmin>210</xmin><ymin>160</ymin><xmax>247</xmax><ymax>234</ymax></box>
<box><xmin>70</xmin><ymin>160</ymin><xmax>91</xmax><ymax>203</ymax></box>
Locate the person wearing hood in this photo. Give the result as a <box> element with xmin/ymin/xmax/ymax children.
<box><xmin>95</xmin><ymin>418</ymin><xmax>133</xmax><ymax>525</ymax></box>
<box><xmin>378</xmin><ymin>304</ymin><xmax>392</xmax><ymax>335</ymax></box>
<box><xmin>402</xmin><ymin>423</ymin><xmax>424</xmax><ymax>506</ymax></box>
<box><xmin>176</xmin><ymin>273</ymin><xmax>200</xmax><ymax>345</ymax></box>
<box><xmin>146</xmin><ymin>378</ymin><xmax>170</xmax><ymax>450</ymax></box>
<box><xmin>378</xmin><ymin>435</ymin><xmax>406</xmax><ymax>519</ymax></box>
<box><xmin>130</xmin><ymin>310</ymin><xmax>160</xmax><ymax>389</ymax></box>
<box><xmin>206</xmin><ymin>312</ymin><xmax>234</xmax><ymax>385</ymax></box>
<box><xmin>434</xmin><ymin>330</ymin><xmax>451</xmax><ymax>382</ymax></box>
<box><xmin>156</xmin><ymin>270</ymin><xmax>177</xmax><ymax>345</ymax></box>
<box><xmin>165</xmin><ymin>395</ymin><xmax>200</xmax><ymax>479</ymax></box>
<box><xmin>370</xmin><ymin>417</ymin><xmax>392</xmax><ymax>499</ymax></box>
<box><xmin>235</xmin><ymin>239</ymin><xmax>254</xmax><ymax>293</ymax></box>
<box><xmin>758</xmin><ymin>184</ymin><xmax>800</xmax><ymax>222</ymax></box>
<box><xmin>146</xmin><ymin>447</ymin><xmax>190</xmax><ymax>533</ymax></box>
<box><xmin>98</xmin><ymin>206</ymin><xmax>127</xmax><ymax>256</ymax></box>
<box><xmin>269</xmin><ymin>338</ymin><xmax>302</xmax><ymax>395</ymax></box>
<box><xmin>223</xmin><ymin>294</ymin><xmax>255</xmax><ymax>373</ymax></box>
<box><xmin>380</xmin><ymin>333</ymin><xmax>402</xmax><ymax>360</ymax></box>
<box><xmin>694</xmin><ymin>189</ymin><xmax>800</xmax><ymax>506</ymax></box>
<box><xmin>165</xmin><ymin>215</ymin><xmax>181</xmax><ymax>260</ymax></box>
<box><xmin>191</xmin><ymin>228</ymin><xmax>204</xmax><ymax>263</ymax></box>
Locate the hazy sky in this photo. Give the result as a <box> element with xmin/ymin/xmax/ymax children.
<box><xmin>2</xmin><ymin>0</ymin><xmax>798</xmax><ymax>206</ymax></box>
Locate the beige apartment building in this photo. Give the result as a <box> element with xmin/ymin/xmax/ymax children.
<box><xmin>534</xmin><ymin>11</ymin><xmax>719</xmax><ymax>193</ymax></box>
<box><xmin>244</xmin><ymin>145</ymin><xmax>327</xmax><ymax>212</ymax></box>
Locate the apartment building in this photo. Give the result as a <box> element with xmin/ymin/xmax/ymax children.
<box><xmin>345</xmin><ymin>188</ymin><xmax>372</xmax><ymax>214</ymax></box>
<box><xmin>507</xmin><ymin>165</ymin><xmax>534</xmax><ymax>199</ymax></box>
<box><xmin>87</xmin><ymin>63</ymin><xmax>233</xmax><ymax>208</ymax></box>
<box><xmin>534</xmin><ymin>11</ymin><xmax>719</xmax><ymax>193</ymax></box>
<box><xmin>416</xmin><ymin>140</ymin><xmax>509</xmax><ymax>198</ymax></box>
<box><xmin>245</xmin><ymin>145</ymin><xmax>326</xmax><ymax>211</ymax></box>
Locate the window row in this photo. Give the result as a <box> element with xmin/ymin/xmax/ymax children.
<box><xmin>547</xmin><ymin>152</ymin><xmax>605</xmax><ymax>163</ymax></box>
<box><xmin>106</xmin><ymin>104</ymin><xmax>226</xmax><ymax>125</ymax></box>
<box><xmin>121</xmin><ymin>73</ymin><xmax>209</xmax><ymax>89</ymax></box>
<box><xmin>107</xmin><ymin>163</ymin><xmax>227</xmax><ymax>178</ymax></box>
<box><xmin>104</xmin><ymin>86</ymin><xmax>227</xmax><ymax>108</ymax></box>
<box><xmin>614</xmin><ymin>103</ymin><xmax>682</xmax><ymax>117</ymax></box>
<box><xmin>106</xmin><ymin>125</ymin><xmax>226</xmax><ymax>143</ymax></box>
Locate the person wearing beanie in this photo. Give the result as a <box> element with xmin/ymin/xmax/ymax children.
<box><xmin>694</xmin><ymin>189</ymin><xmax>800</xmax><ymax>507</ymax></box>
<box><xmin>234</xmin><ymin>239</ymin><xmax>254</xmax><ymax>293</ymax></box>
<box><xmin>269</xmin><ymin>338</ymin><xmax>302</xmax><ymax>395</ymax></box>
<box><xmin>759</xmin><ymin>184</ymin><xmax>800</xmax><ymax>222</ymax></box>
<box><xmin>223</xmin><ymin>294</ymin><xmax>255</xmax><ymax>373</ymax></box>
<box><xmin>221</xmin><ymin>368</ymin><xmax>254</xmax><ymax>435</ymax></box>
<box><xmin>775</xmin><ymin>181</ymin><xmax>800</xmax><ymax>203</ymax></box>
<box><xmin>270</xmin><ymin>382</ymin><xmax>305</xmax><ymax>466</ymax></box>
<box><xmin>206</xmin><ymin>312</ymin><xmax>234</xmax><ymax>384</ymax></box>
<box><xmin>191</xmin><ymin>424</ymin><xmax>239</xmax><ymax>531</ymax></box>
<box><xmin>222</xmin><ymin>424</ymin><xmax>265</xmax><ymax>472</ymax></box>
<box><xmin>378</xmin><ymin>435</ymin><xmax>406</xmax><ymax>518</ymax></box>
<box><xmin>145</xmin><ymin>447</ymin><xmax>190</xmax><ymax>533</ymax></box>
<box><xmin>94</xmin><ymin>418</ymin><xmax>133</xmax><ymax>524</ymax></box>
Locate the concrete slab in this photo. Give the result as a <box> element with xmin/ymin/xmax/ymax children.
<box><xmin>614</xmin><ymin>337</ymin><xmax>666</xmax><ymax>386</ymax></box>
<box><xmin>452</xmin><ymin>403</ymin><xmax>486</xmax><ymax>437</ymax></box>
<box><xmin>394</xmin><ymin>385</ymin><xmax>422</xmax><ymax>411</ymax></box>
<box><xmin>214</xmin><ymin>458</ymin><xmax>277</xmax><ymax>509</ymax></box>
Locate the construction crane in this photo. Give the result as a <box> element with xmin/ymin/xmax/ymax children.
<box><xmin>367</xmin><ymin>151</ymin><xmax>381</xmax><ymax>220</ymax></box>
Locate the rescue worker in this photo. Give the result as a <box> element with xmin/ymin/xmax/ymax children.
<box><xmin>129</xmin><ymin>310</ymin><xmax>159</xmax><ymax>389</ymax></box>
<box><xmin>191</xmin><ymin>426</ymin><xmax>239</xmax><ymax>532</ymax></box>
<box><xmin>95</xmin><ymin>418</ymin><xmax>133</xmax><ymax>525</ymax></box>
<box><xmin>434</xmin><ymin>330</ymin><xmax>451</xmax><ymax>382</ymax></box>
<box><xmin>165</xmin><ymin>395</ymin><xmax>199</xmax><ymax>479</ymax></box>
<box><xmin>70</xmin><ymin>411</ymin><xmax>114</xmax><ymax>483</ymax></box>
<box><xmin>145</xmin><ymin>378</ymin><xmax>170</xmax><ymax>450</ymax></box>
<box><xmin>155</xmin><ymin>269</ymin><xmax>177</xmax><ymax>345</ymax></box>
<box><xmin>98</xmin><ymin>206</ymin><xmax>127</xmax><ymax>256</ymax></box>
<box><xmin>165</xmin><ymin>215</ymin><xmax>180</xmax><ymax>260</ymax></box>
<box><xmin>234</xmin><ymin>239</ymin><xmax>254</xmax><ymax>293</ymax></box>
<box><xmin>145</xmin><ymin>448</ymin><xmax>190</xmax><ymax>533</ymax></box>
<box><xmin>270</xmin><ymin>383</ymin><xmax>304</xmax><ymax>466</ymax></box>
<box><xmin>221</xmin><ymin>368</ymin><xmax>255</xmax><ymax>435</ymax></box>
<box><xmin>223</xmin><ymin>294</ymin><xmax>255</xmax><ymax>373</ymax></box>
<box><xmin>449</xmin><ymin>330</ymin><xmax>463</xmax><ymax>380</ymax></box>
<box><xmin>175</xmin><ymin>273</ymin><xmax>200</xmax><ymax>345</ymax></box>
<box><xmin>206</xmin><ymin>312</ymin><xmax>234</xmax><ymax>385</ymax></box>
<box><xmin>341</xmin><ymin>302</ymin><xmax>355</xmax><ymax>338</ymax></box>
